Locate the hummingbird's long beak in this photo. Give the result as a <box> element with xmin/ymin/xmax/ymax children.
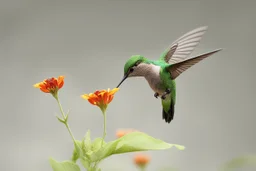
<box><xmin>116</xmin><ymin>74</ymin><xmax>128</xmax><ymax>88</ymax></box>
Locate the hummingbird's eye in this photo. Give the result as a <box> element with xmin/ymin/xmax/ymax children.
<box><xmin>130</xmin><ymin>68</ymin><xmax>134</xmax><ymax>72</ymax></box>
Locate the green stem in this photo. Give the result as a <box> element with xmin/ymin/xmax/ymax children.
<box><xmin>101</xmin><ymin>109</ymin><xmax>107</xmax><ymax>146</ymax></box>
<box><xmin>55</xmin><ymin>95</ymin><xmax>76</xmax><ymax>143</ymax></box>
<box><xmin>140</xmin><ymin>166</ymin><xmax>146</xmax><ymax>171</ymax></box>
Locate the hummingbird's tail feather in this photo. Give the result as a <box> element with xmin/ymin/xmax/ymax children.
<box><xmin>162</xmin><ymin>96</ymin><xmax>175</xmax><ymax>123</ymax></box>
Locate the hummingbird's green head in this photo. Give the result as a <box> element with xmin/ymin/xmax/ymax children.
<box><xmin>123</xmin><ymin>55</ymin><xmax>145</xmax><ymax>74</ymax></box>
<box><xmin>116</xmin><ymin>55</ymin><xmax>146</xmax><ymax>88</ymax></box>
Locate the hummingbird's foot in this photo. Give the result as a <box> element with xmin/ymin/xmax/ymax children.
<box><xmin>161</xmin><ymin>89</ymin><xmax>171</xmax><ymax>100</ymax></box>
<box><xmin>154</xmin><ymin>92</ymin><xmax>159</xmax><ymax>99</ymax></box>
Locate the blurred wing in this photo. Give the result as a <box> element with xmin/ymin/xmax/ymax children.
<box><xmin>160</xmin><ymin>26</ymin><xmax>208</xmax><ymax>64</ymax></box>
<box><xmin>168</xmin><ymin>49</ymin><xmax>222</xmax><ymax>79</ymax></box>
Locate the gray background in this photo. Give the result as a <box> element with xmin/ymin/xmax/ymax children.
<box><xmin>1</xmin><ymin>0</ymin><xmax>255</xmax><ymax>171</ymax></box>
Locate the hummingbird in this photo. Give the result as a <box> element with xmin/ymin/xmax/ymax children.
<box><xmin>116</xmin><ymin>26</ymin><xmax>222</xmax><ymax>124</ymax></box>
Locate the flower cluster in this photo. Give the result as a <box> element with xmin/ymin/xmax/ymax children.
<box><xmin>33</xmin><ymin>75</ymin><xmax>184</xmax><ymax>171</ymax></box>
<box><xmin>34</xmin><ymin>76</ymin><xmax>119</xmax><ymax>112</ymax></box>
<box><xmin>81</xmin><ymin>88</ymin><xmax>119</xmax><ymax>113</ymax></box>
<box><xmin>34</xmin><ymin>76</ymin><xmax>64</xmax><ymax>98</ymax></box>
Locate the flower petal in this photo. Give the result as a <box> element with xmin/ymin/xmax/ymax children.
<box><xmin>58</xmin><ymin>80</ymin><xmax>64</xmax><ymax>89</ymax></box>
<box><xmin>102</xmin><ymin>92</ymin><xmax>108</xmax><ymax>104</ymax></box>
<box><xmin>109</xmin><ymin>88</ymin><xmax>119</xmax><ymax>95</ymax></box>
<box><xmin>33</xmin><ymin>82</ymin><xmax>42</xmax><ymax>88</ymax></box>
<box><xmin>98</xmin><ymin>90</ymin><xmax>106</xmax><ymax>96</ymax></box>
<box><xmin>57</xmin><ymin>76</ymin><xmax>65</xmax><ymax>89</ymax></box>
<box><xmin>107</xmin><ymin>95</ymin><xmax>114</xmax><ymax>104</ymax></box>
<box><xmin>81</xmin><ymin>94</ymin><xmax>90</xmax><ymax>99</ymax></box>
<box><xmin>88</xmin><ymin>99</ymin><xmax>97</xmax><ymax>105</ymax></box>
<box><xmin>94</xmin><ymin>90</ymin><xmax>103</xmax><ymax>96</ymax></box>
<box><xmin>40</xmin><ymin>87</ymin><xmax>50</xmax><ymax>93</ymax></box>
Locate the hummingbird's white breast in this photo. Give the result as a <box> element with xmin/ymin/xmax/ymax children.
<box><xmin>140</xmin><ymin>63</ymin><xmax>165</xmax><ymax>95</ymax></box>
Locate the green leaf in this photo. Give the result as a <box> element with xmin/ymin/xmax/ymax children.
<box><xmin>56</xmin><ymin>116</ymin><xmax>65</xmax><ymax>123</ymax></box>
<box><xmin>73</xmin><ymin>140</ymin><xmax>83</xmax><ymax>159</ymax></box>
<box><xmin>220</xmin><ymin>155</ymin><xmax>256</xmax><ymax>171</ymax></box>
<box><xmin>71</xmin><ymin>140</ymin><xmax>82</xmax><ymax>162</ymax></box>
<box><xmin>49</xmin><ymin>158</ymin><xmax>80</xmax><ymax>171</ymax></box>
<box><xmin>90</xmin><ymin>131</ymin><xmax>185</xmax><ymax>162</ymax></box>
<box><xmin>65</xmin><ymin>109</ymin><xmax>70</xmax><ymax>121</ymax></box>
<box><xmin>90</xmin><ymin>139</ymin><xmax>119</xmax><ymax>162</ymax></box>
<box><xmin>83</xmin><ymin>130</ymin><xmax>92</xmax><ymax>150</ymax></box>
<box><xmin>92</xmin><ymin>138</ymin><xmax>106</xmax><ymax>152</ymax></box>
<box><xmin>115</xmin><ymin>132</ymin><xmax>185</xmax><ymax>152</ymax></box>
<box><xmin>71</xmin><ymin>148</ymin><xmax>79</xmax><ymax>162</ymax></box>
<box><xmin>80</xmin><ymin>157</ymin><xmax>90</xmax><ymax>170</ymax></box>
<box><xmin>81</xmin><ymin>130</ymin><xmax>93</xmax><ymax>157</ymax></box>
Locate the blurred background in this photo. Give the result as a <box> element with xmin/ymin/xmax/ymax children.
<box><xmin>0</xmin><ymin>0</ymin><xmax>255</xmax><ymax>171</ymax></box>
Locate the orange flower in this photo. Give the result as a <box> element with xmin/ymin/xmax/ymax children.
<box><xmin>134</xmin><ymin>153</ymin><xmax>151</xmax><ymax>168</ymax></box>
<box><xmin>33</xmin><ymin>76</ymin><xmax>64</xmax><ymax>97</ymax></box>
<box><xmin>81</xmin><ymin>88</ymin><xmax>119</xmax><ymax>112</ymax></box>
<box><xmin>116</xmin><ymin>129</ymin><xmax>137</xmax><ymax>138</ymax></box>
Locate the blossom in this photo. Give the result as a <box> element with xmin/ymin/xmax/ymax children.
<box><xmin>134</xmin><ymin>153</ymin><xmax>151</xmax><ymax>168</ymax></box>
<box><xmin>33</xmin><ymin>76</ymin><xmax>64</xmax><ymax>97</ymax></box>
<box><xmin>81</xmin><ymin>88</ymin><xmax>119</xmax><ymax>112</ymax></box>
<box><xmin>116</xmin><ymin>129</ymin><xmax>137</xmax><ymax>138</ymax></box>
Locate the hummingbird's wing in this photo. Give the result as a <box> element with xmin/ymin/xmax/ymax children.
<box><xmin>159</xmin><ymin>26</ymin><xmax>208</xmax><ymax>64</ymax></box>
<box><xmin>167</xmin><ymin>49</ymin><xmax>222</xmax><ymax>79</ymax></box>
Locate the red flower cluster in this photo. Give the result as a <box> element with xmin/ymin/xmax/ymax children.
<box><xmin>81</xmin><ymin>88</ymin><xmax>119</xmax><ymax>112</ymax></box>
<box><xmin>34</xmin><ymin>76</ymin><xmax>64</xmax><ymax>95</ymax></box>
